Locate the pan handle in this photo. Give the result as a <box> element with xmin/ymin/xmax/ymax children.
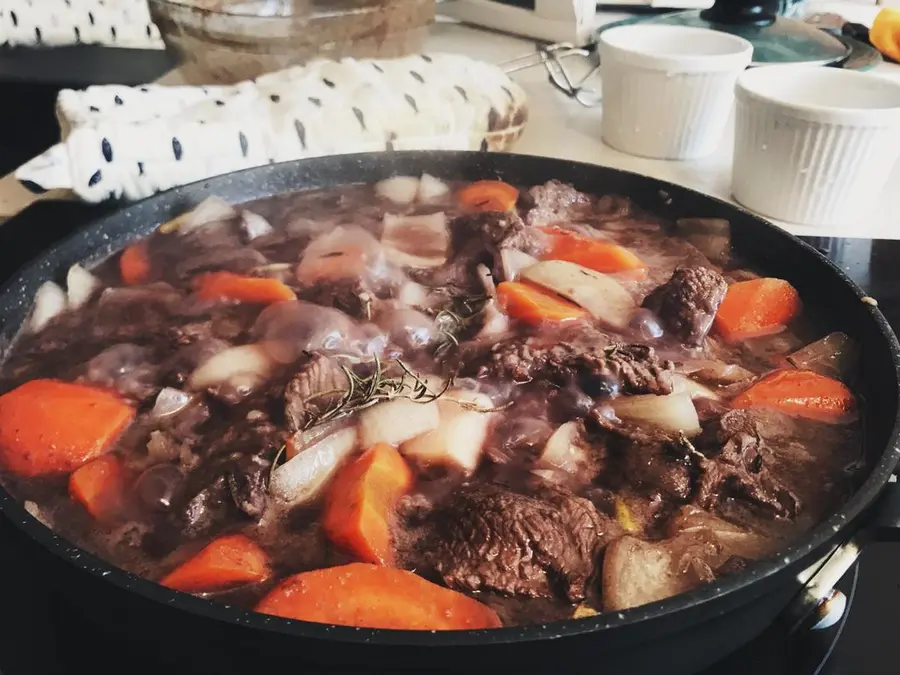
<box><xmin>781</xmin><ymin>477</ymin><xmax>900</xmax><ymax>634</ymax></box>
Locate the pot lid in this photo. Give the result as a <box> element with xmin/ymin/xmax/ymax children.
<box><xmin>595</xmin><ymin>10</ymin><xmax>849</xmax><ymax>67</ymax></box>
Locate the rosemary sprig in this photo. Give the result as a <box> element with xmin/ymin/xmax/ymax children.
<box><xmin>300</xmin><ymin>355</ymin><xmax>503</xmax><ymax>430</ymax></box>
<box><xmin>433</xmin><ymin>293</ymin><xmax>490</xmax><ymax>357</ymax></box>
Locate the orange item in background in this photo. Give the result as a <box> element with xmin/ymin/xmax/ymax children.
<box><xmin>871</xmin><ymin>8</ymin><xmax>900</xmax><ymax>63</ymax></box>
<box><xmin>195</xmin><ymin>271</ymin><xmax>296</xmax><ymax>304</ymax></box>
<box><xmin>0</xmin><ymin>380</ymin><xmax>134</xmax><ymax>477</ymax></box>
<box><xmin>69</xmin><ymin>455</ymin><xmax>127</xmax><ymax>520</ymax></box>
<box><xmin>714</xmin><ymin>278</ymin><xmax>801</xmax><ymax>343</ymax></box>
<box><xmin>255</xmin><ymin>563</ymin><xmax>502</xmax><ymax>630</ymax></box>
<box><xmin>497</xmin><ymin>281</ymin><xmax>588</xmax><ymax>325</ymax></box>
<box><xmin>322</xmin><ymin>443</ymin><xmax>412</xmax><ymax>566</ymax></box>
<box><xmin>732</xmin><ymin>369</ymin><xmax>856</xmax><ymax>423</ymax></box>
<box><xmin>458</xmin><ymin>180</ymin><xmax>520</xmax><ymax>212</ymax></box>
<box><xmin>161</xmin><ymin>534</ymin><xmax>271</xmax><ymax>593</ymax></box>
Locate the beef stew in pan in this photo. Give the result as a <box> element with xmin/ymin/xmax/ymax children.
<box><xmin>0</xmin><ymin>176</ymin><xmax>863</xmax><ymax>630</ymax></box>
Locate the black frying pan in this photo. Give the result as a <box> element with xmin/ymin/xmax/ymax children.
<box><xmin>1</xmin><ymin>151</ymin><xmax>899</xmax><ymax>675</ymax></box>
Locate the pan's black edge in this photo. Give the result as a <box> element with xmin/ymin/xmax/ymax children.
<box><xmin>0</xmin><ymin>151</ymin><xmax>898</xmax><ymax>654</ymax></box>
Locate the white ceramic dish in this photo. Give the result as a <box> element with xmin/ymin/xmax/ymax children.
<box><xmin>599</xmin><ymin>25</ymin><xmax>753</xmax><ymax>160</ymax></box>
<box><xmin>733</xmin><ymin>66</ymin><xmax>900</xmax><ymax>227</ymax></box>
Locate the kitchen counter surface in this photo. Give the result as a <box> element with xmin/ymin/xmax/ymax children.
<box><xmin>0</xmin><ymin>1</ymin><xmax>898</xmax><ymax>239</ymax></box>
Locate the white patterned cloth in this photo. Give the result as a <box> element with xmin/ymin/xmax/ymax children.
<box><xmin>0</xmin><ymin>0</ymin><xmax>163</xmax><ymax>49</ymax></box>
<box><xmin>16</xmin><ymin>53</ymin><xmax>529</xmax><ymax>202</ymax></box>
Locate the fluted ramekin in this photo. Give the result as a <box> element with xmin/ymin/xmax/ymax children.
<box><xmin>599</xmin><ymin>25</ymin><xmax>753</xmax><ymax>160</ymax></box>
<box><xmin>733</xmin><ymin>66</ymin><xmax>900</xmax><ymax>227</ymax></box>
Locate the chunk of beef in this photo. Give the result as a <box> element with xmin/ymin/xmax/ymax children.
<box><xmin>458</xmin><ymin>210</ymin><xmax>544</xmax><ymax>258</ymax></box>
<box><xmin>467</xmin><ymin>336</ymin><xmax>674</xmax><ymax>396</ymax></box>
<box><xmin>642</xmin><ymin>266</ymin><xmax>728</xmax><ymax>347</ymax></box>
<box><xmin>299</xmin><ymin>277</ymin><xmax>374</xmax><ymax>320</ymax></box>
<box><xmin>694</xmin><ymin>410</ymin><xmax>800</xmax><ymax>518</ymax></box>
<box><xmin>524</xmin><ymin>180</ymin><xmax>593</xmax><ymax>227</ymax></box>
<box><xmin>623</xmin><ymin>442</ymin><xmax>693</xmax><ymax>502</ymax></box>
<box><xmin>668</xmin><ymin>505</ymin><xmax>779</xmax><ymax>561</ymax></box>
<box><xmin>427</xmin><ymin>483</ymin><xmax>619</xmax><ymax>601</ymax></box>
<box><xmin>284</xmin><ymin>354</ymin><xmax>350</xmax><ymax>432</ymax></box>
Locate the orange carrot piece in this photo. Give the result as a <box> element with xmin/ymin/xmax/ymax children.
<box><xmin>195</xmin><ymin>271</ymin><xmax>296</xmax><ymax>304</ymax></box>
<box><xmin>119</xmin><ymin>242</ymin><xmax>151</xmax><ymax>285</ymax></box>
<box><xmin>68</xmin><ymin>454</ymin><xmax>126</xmax><ymax>520</ymax></box>
<box><xmin>0</xmin><ymin>380</ymin><xmax>134</xmax><ymax>477</ymax></box>
<box><xmin>457</xmin><ymin>180</ymin><xmax>520</xmax><ymax>212</ymax></box>
<box><xmin>714</xmin><ymin>278</ymin><xmax>801</xmax><ymax>343</ymax></box>
<box><xmin>540</xmin><ymin>227</ymin><xmax>647</xmax><ymax>279</ymax></box>
<box><xmin>731</xmin><ymin>369</ymin><xmax>856</xmax><ymax>423</ymax></box>
<box><xmin>255</xmin><ymin>563</ymin><xmax>502</xmax><ymax>630</ymax></box>
<box><xmin>160</xmin><ymin>534</ymin><xmax>271</xmax><ymax>593</ymax></box>
<box><xmin>497</xmin><ymin>280</ymin><xmax>588</xmax><ymax>326</ymax></box>
<box><xmin>322</xmin><ymin>443</ymin><xmax>412</xmax><ymax>566</ymax></box>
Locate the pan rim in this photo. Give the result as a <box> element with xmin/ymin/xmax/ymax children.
<box><xmin>1</xmin><ymin>150</ymin><xmax>898</xmax><ymax>647</ymax></box>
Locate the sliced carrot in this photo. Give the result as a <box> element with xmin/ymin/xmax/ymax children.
<box><xmin>0</xmin><ymin>380</ymin><xmax>134</xmax><ymax>477</ymax></box>
<box><xmin>540</xmin><ymin>227</ymin><xmax>647</xmax><ymax>279</ymax></box>
<box><xmin>68</xmin><ymin>454</ymin><xmax>126</xmax><ymax>520</ymax></box>
<box><xmin>322</xmin><ymin>443</ymin><xmax>412</xmax><ymax>566</ymax></box>
<box><xmin>160</xmin><ymin>534</ymin><xmax>271</xmax><ymax>593</ymax></box>
<box><xmin>497</xmin><ymin>280</ymin><xmax>588</xmax><ymax>326</ymax></box>
<box><xmin>195</xmin><ymin>271</ymin><xmax>296</xmax><ymax>304</ymax></box>
<box><xmin>731</xmin><ymin>369</ymin><xmax>856</xmax><ymax>423</ymax></box>
<box><xmin>255</xmin><ymin>563</ymin><xmax>502</xmax><ymax>630</ymax></box>
<box><xmin>457</xmin><ymin>180</ymin><xmax>520</xmax><ymax>212</ymax></box>
<box><xmin>714</xmin><ymin>278</ymin><xmax>801</xmax><ymax>343</ymax></box>
<box><xmin>119</xmin><ymin>241</ymin><xmax>151</xmax><ymax>285</ymax></box>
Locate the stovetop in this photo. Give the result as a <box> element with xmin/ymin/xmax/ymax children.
<box><xmin>0</xmin><ymin>202</ymin><xmax>898</xmax><ymax>675</ymax></box>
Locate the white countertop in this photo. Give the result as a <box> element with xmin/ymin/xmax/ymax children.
<box><xmin>1</xmin><ymin>1</ymin><xmax>899</xmax><ymax>239</ymax></box>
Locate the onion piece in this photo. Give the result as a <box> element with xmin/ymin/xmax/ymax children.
<box><xmin>285</xmin><ymin>418</ymin><xmax>355</xmax><ymax>460</ymax></box>
<box><xmin>784</xmin><ymin>332</ymin><xmax>857</xmax><ymax>380</ymax></box>
<box><xmin>672</xmin><ymin>374</ymin><xmax>720</xmax><ymax>401</ymax></box>
<box><xmin>402</xmin><ymin>391</ymin><xmax>495</xmax><ymax>474</ymax></box>
<box><xmin>358</xmin><ymin>398</ymin><xmax>441</xmax><ymax>448</ymax></box>
<box><xmin>376</xmin><ymin>176</ymin><xmax>420</xmax><ymax>205</ymax></box>
<box><xmin>159</xmin><ymin>196</ymin><xmax>237</xmax><ymax>235</ymax></box>
<box><xmin>396</xmin><ymin>280</ymin><xmax>429</xmax><ymax>308</ymax></box>
<box><xmin>270</xmin><ymin>427</ymin><xmax>358</xmax><ymax>505</ymax></box>
<box><xmin>476</xmin><ymin>300</ymin><xmax>510</xmax><ymax>339</ymax></box>
<box><xmin>241</xmin><ymin>210</ymin><xmax>273</xmax><ymax>241</ymax></box>
<box><xmin>500</xmin><ymin>249</ymin><xmax>538</xmax><ymax>281</ymax></box>
<box><xmin>66</xmin><ymin>264</ymin><xmax>101</xmax><ymax>309</ymax></box>
<box><xmin>187</xmin><ymin>343</ymin><xmax>274</xmax><ymax>394</ymax></box>
<box><xmin>381</xmin><ymin>212</ymin><xmax>450</xmax><ymax>269</ymax></box>
<box><xmin>152</xmin><ymin>387</ymin><xmax>193</xmax><ymax>417</ymax></box>
<box><xmin>679</xmin><ymin>360</ymin><xmax>753</xmax><ymax>385</ymax></box>
<box><xmin>297</xmin><ymin>225</ymin><xmax>386</xmax><ymax>285</ymax></box>
<box><xmin>520</xmin><ymin>260</ymin><xmax>636</xmax><ymax>329</ymax></box>
<box><xmin>539</xmin><ymin>421</ymin><xmax>587</xmax><ymax>473</ymax></box>
<box><xmin>613</xmin><ymin>393</ymin><xmax>701</xmax><ymax>436</ymax></box>
<box><xmin>418</xmin><ymin>173</ymin><xmax>450</xmax><ymax>202</ymax></box>
<box><xmin>29</xmin><ymin>281</ymin><xmax>67</xmax><ymax>332</ymax></box>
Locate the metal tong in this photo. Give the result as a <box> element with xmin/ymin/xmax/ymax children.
<box><xmin>498</xmin><ymin>42</ymin><xmax>603</xmax><ymax>108</ymax></box>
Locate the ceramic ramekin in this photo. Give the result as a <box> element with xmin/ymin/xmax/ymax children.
<box><xmin>599</xmin><ymin>25</ymin><xmax>753</xmax><ymax>160</ymax></box>
<box><xmin>733</xmin><ymin>66</ymin><xmax>900</xmax><ymax>227</ymax></box>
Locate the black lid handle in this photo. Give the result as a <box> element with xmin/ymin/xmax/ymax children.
<box><xmin>700</xmin><ymin>0</ymin><xmax>781</xmax><ymax>26</ymax></box>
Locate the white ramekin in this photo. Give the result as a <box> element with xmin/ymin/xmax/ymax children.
<box><xmin>733</xmin><ymin>66</ymin><xmax>900</xmax><ymax>227</ymax></box>
<box><xmin>599</xmin><ymin>25</ymin><xmax>753</xmax><ymax>160</ymax></box>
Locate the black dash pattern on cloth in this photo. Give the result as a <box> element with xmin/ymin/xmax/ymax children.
<box><xmin>101</xmin><ymin>138</ymin><xmax>113</xmax><ymax>162</ymax></box>
<box><xmin>110</xmin><ymin>26</ymin><xmax>116</xmax><ymax>40</ymax></box>
<box><xmin>10</xmin><ymin>10</ymin><xmax>16</xmax><ymax>26</ymax></box>
<box><xmin>215</xmin><ymin>100</ymin><xmax>225</xmax><ymax>107</ymax></box>
<box><xmin>404</xmin><ymin>93</ymin><xmax>419</xmax><ymax>114</ymax></box>
<box><xmin>238</xmin><ymin>132</ymin><xmax>249</xmax><ymax>157</ymax></box>
<box><xmin>410</xmin><ymin>70</ymin><xmax>425</xmax><ymax>83</ymax></box>
<box><xmin>270</xmin><ymin>93</ymin><xmax>280</xmax><ymax>103</ymax></box>
<box><xmin>88</xmin><ymin>170</ymin><xmax>102</xmax><ymax>187</ymax></box>
<box><xmin>137</xmin><ymin>162</ymin><xmax>145</xmax><ymax>176</ymax></box>
<box><xmin>480</xmin><ymin>138</ymin><xmax>489</xmax><ymax>152</ymax></box>
<box><xmin>352</xmin><ymin>107</ymin><xmax>366</xmax><ymax>131</ymax></box>
<box><xmin>373</xmin><ymin>63</ymin><xmax>384</xmax><ymax>73</ymax></box>
<box><xmin>294</xmin><ymin>120</ymin><xmax>307</xmax><ymax>150</ymax></box>
<box><xmin>74</xmin><ymin>26</ymin><xmax>81</xmax><ymax>42</ymax></box>
<box><xmin>502</xmin><ymin>86</ymin><xmax>515</xmax><ymax>102</ymax></box>
<box><xmin>88</xmin><ymin>11</ymin><xmax>94</xmax><ymax>25</ymax></box>
<box><xmin>322</xmin><ymin>78</ymin><xmax>335</xmax><ymax>88</ymax></box>
<box><xmin>34</xmin><ymin>27</ymin><xmax>41</xmax><ymax>43</ymax></box>
<box><xmin>455</xmin><ymin>85</ymin><xmax>468</xmax><ymax>102</ymax></box>
<box><xmin>89</xmin><ymin>105</ymin><xmax>99</xmax><ymax>112</ymax></box>
<box><xmin>421</xmin><ymin>54</ymin><xmax>432</xmax><ymax>63</ymax></box>
<box><xmin>386</xmin><ymin>132</ymin><xmax>397</xmax><ymax>151</ymax></box>
<box><xmin>114</xmin><ymin>95</ymin><xmax>123</xmax><ymax>105</ymax></box>
<box><xmin>308</xmin><ymin>97</ymin><xmax>322</xmax><ymax>107</ymax></box>
<box><xmin>172</xmin><ymin>137</ymin><xmax>183</xmax><ymax>160</ymax></box>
